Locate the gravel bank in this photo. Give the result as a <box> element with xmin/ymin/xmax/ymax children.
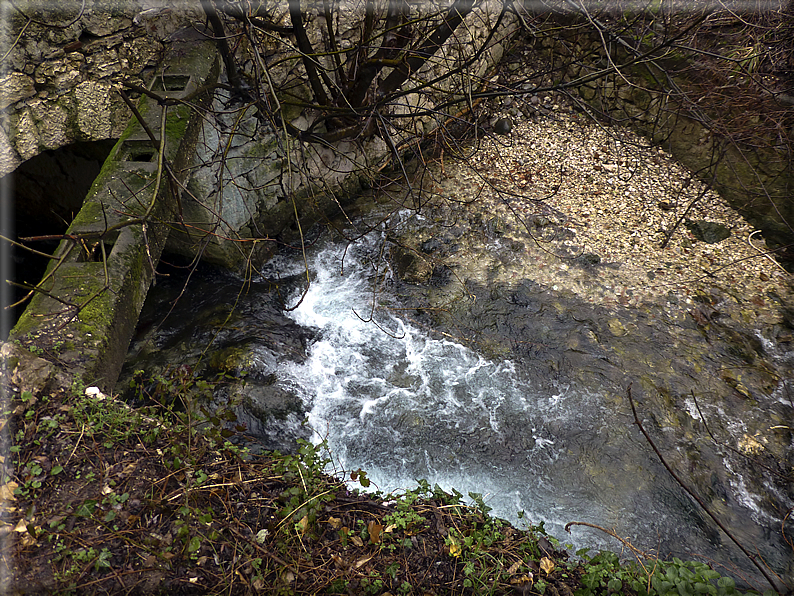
<box><xmin>420</xmin><ymin>102</ymin><xmax>793</xmax><ymax>328</ymax></box>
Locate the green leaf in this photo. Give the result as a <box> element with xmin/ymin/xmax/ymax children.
<box><xmin>50</xmin><ymin>465</ymin><xmax>63</xmax><ymax>476</ymax></box>
<box><xmin>76</xmin><ymin>500</ymin><xmax>97</xmax><ymax>517</ymax></box>
<box><xmin>187</xmin><ymin>536</ymin><xmax>201</xmax><ymax>553</ymax></box>
<box><xmin>608</xmin><ymin>578</ymin><xmax>623</xmax><ymax>591</ymax></box>
<box><xmin>716</xmin><ymin>578</ymin><xmax>735</xmax><ymax>590</ymax></box>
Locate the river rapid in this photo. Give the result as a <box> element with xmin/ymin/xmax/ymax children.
<box><xmin>122</xmin><ymin>106</ymin><xmax>794</xmax><ymax>593</ymax></box>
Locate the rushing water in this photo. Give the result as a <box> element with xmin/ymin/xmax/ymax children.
<box><xmin>252</xmin><ymin>234</ymin><xmax>783</xmax><ymax>582</ymax></box>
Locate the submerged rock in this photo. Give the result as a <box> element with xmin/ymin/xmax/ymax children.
<box><xmin>685</xmin><ymin>219</ymin><xmax>732</xmax><ymax>243</ymax></box>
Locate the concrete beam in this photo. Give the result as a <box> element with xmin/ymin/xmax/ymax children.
<box><xmin>7</xmin><ymin>40</ymin><xmax>219</xmax><ymax>391</ymax></box>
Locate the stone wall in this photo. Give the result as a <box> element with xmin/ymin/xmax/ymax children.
<box><xmin>534</xmin><ymin>16</ymin><xmax>794</xmax><ymax>261</ymax></box>
<box><xmin>164</xmin><ymin>2</ymin><xmax>520</xmax><ymax>269</ymax></box>
<box><xmin>0</xmin><ymin>0</ymin><xmax>201</xmax><ymax>177</ymax></box>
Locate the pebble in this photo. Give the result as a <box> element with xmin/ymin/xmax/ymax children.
<box><xmin>420</xmin><ymin>102</ymin><xmax>791</xmax><ymax>320</ymax></box>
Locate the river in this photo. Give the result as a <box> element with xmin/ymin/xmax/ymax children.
<box><xmin>124</xmin><ymin>221</ymin><xmax>793</xmax><ymax>589</ymax></box>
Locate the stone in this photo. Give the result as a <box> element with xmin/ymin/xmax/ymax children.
<box><xmin>0</xmin><ymin>342</ymin><xmax>69</xmax><ymax>396</ymax></box>
<box><xmin>0</xmin><ymin>73</ymin><xmax>36</xmax><ymax>110</ymax></box>
<box><xmin>493</xmin><ymin>117</ymin><xmax>513</xmax><ymax>135</ymax></box>
<box><xmin>75</xmin><ymin>81</ymin><xmax>114</xmax><ymax>139</ymax></box>
<box><xmin>684</xmin><ymin>219</ymin><xmax>731</xmax><ymax>244</ymax></box>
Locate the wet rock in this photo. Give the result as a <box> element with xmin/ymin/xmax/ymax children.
<box><xmin>493</xmin><ymin>117</ymin><xmax>513</xmax><ymax>135</ymax></box>
<box><xmin>606</xmin><ymin>318</ymin><xmax>627</xmax><ymax>336</ymax></box>
<box><xmin>430</xmin><ymin>264</ymin><xmax>453</xmax><ymax>287</ymax></box>
<box><xmin>685</xmin><ymin>219</ymin><xmax>731</xmax><ymax>243</ymax></box>
<box><xmin>393</xmin><ymin>246</ymin><xmax>433</xmax><ymax>284</ymax></box>
<box><xmin>575</xmin><ymin>252</ymin><xmax>601</xmax><ymax>266</ymax></box>
<box><xmin>421</xmin><ymin>238</ymin><xmax>443</xmax><ymax>253</ymax></box>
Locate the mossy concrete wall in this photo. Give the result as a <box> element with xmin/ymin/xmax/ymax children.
<box><xmin>8</xmin><ymin>39</ymin><xmax>219</xmax><ymax>391</ymax></box>
<box><xmin>0</xmin><ymin>0</ymin><xmax>202</xmax><ymax>177</ymax></box>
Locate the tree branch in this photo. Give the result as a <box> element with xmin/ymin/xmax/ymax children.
<box><xmin>627</xmin><ymin>384</ymin><xmax>784</xmax><ymax>594</ymax></box>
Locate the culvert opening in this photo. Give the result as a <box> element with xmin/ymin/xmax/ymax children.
<box><xmin>120</xmin><ymin>140</ymin><xmax>158</xmax><ymax>163</ymax></box>
<box><xmin>151</xmin><ymin>74</ymin><xmax>191</xmax><ymax>94</ymax></box>
<box><xmin>1</xmin><ymin>139</ymin><xmax>116</xmax><ymax>337</ymax></box>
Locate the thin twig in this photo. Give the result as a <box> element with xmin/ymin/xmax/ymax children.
<box><xmin>627</xmin><ymin>383</ymin><xmax>783</xmax><ymax>594</ymax></box>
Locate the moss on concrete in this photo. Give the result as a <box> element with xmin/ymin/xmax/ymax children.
<box><xmin>9</xmin><ymin>40</ymin><xmax>221</xmax><ymax>391</ymax></box>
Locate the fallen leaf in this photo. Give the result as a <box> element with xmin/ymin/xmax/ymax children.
<box><xmin>448</xmin><ymin>537</ymin><xmax>462</xmax><ymax>558</ymax></box>
<box><xmin>327</xmin><ymin>516</ymin><xmax>342</xmax><ymax>529</ymax></box>
<box><xmin>296</xmin><ymin>516</ymin><xmax>309</xmax><ymax>536</ymax></box>
<box><xmin>368</xmin><ymin>521</ymin><xmax>382</xmax><ymax>544</ymax></box>
<box><xmin>354</xmin><ymin>554</ymin><xmax>374</xmax><ymax>569</ymax></box>
<box><xmin>507</xmin><ymin>561</ymin><xmax>522</xmax><ymax>574</ymax></box>
<box><xmin>20</xmin><ymin>533</ymin><xmax>37</xmax><ymax>547</ymax></box>
<box><xmin>510</xmin><ymin>574</ymin><xmax>534</xmax><ymax>586</ymax></box>
<box><xmin>540</xmin><ymin>557</ymin><xmax>555</xmax><ymax>575</ymax></box>
<box><xmin>0</xmin><ymin>482</ymin><xmax>18</xmax><ymax>502</ymax></box>
<box><xmin>351</xmin><ymin>535</ymin><xmax>364</xmax><ymax>547</ymax></box>
<box><xmin>13</xmin><ymin>519</ymin><xmax>27</xmax><ymax>533</ymax></box>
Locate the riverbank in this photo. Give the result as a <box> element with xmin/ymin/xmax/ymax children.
<box><xmin>0</xmin><ymin>361</ymin><xmax>768</xmax><ymax>595</ymax></box>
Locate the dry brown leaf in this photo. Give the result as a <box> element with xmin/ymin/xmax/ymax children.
<box><xmin>368</xmin><ymin>521</ymin><xmax>382</xmax><ymax>544</ymax></box>
<box><xmin>13</xmin><ymin>519</ymin><xmax>27</xmax><ymax>533</ymax></box>
<box><xmin>354</xmin><ymin>554</ymin><xmax>374</xmax><ymax>569</ymax></box>
<box><xmin>20</xmin><ymin>533</ymin><xmax>37</xmax><ymax>547</ymax></box>
<box><xmin>510</xmin><ymin>574</ymin><xmax>534</xmax><ymax>586</ymax></box>
<box><xmin>351</xmin><ymin>535</ymin><xmax>364</xmax><ymax>547</ymax></box>
<box><xmin>327</xmin><ymin>516</ymin><xmax>342</xmax><ymax>529</ymax></box>
<box><xmin>507</xmin><ymin>561</ymin><xmax>522</xmax><ymax>575</ymax></box>
<box><xmin>296</xmin><ymin>515</ymin><xmax>309</xmax><ymax>536</ymax></box>
<box><xmin>540</xmin><ymin>556</ymin><xmax>555</xmax><ymax>575</ymax></box>
<box><xmin>0</xmin><ymin>481</ymin><xmax>18</xmax><ymax>502</ymax></box>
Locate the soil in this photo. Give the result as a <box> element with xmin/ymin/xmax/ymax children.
<box><xmin>1</xmin><ymin>376</ymin><xmax>588</xmax><ymax>595</ymax></box>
